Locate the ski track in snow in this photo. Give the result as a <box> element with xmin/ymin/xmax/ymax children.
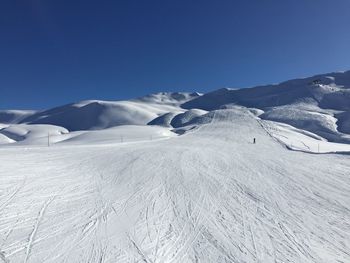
<box><xmin>0</xmin><ymin>108</ymin><xmax>349</xmax><ymax>262</ymax></box>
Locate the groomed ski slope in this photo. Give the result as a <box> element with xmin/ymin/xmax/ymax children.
<box><xmin>0</xmin><ymin>108</ymin><xmax>349</xmax><ymax>262</ymax></box>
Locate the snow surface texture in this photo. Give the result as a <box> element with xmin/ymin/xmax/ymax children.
<box><xmin>1</xmin><ymin>71</ymin><xmax>350</xmax><ymax>262</ymax></box>
<box><xmin>0</xmin><ymin>108</ymin><xmax>349</xmax><ymax>262</ymax></box>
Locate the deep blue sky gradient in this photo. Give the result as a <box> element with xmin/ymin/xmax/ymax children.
<box><xmin>1</xmin><ymin>0</ymin><xmax>350</xmax><ymax>109</ymax></box>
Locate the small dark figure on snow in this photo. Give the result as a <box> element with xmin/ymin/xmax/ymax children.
<box><xmin>253</xmin><ymin>138</ymin><xmax>256</xmax><ymax>144</ymax></box>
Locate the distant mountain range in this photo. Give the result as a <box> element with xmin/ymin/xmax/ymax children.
<box><xmin>1</xmin><ymin>70</ymin><xmax>350</xmax><ymax>144</ymax></box>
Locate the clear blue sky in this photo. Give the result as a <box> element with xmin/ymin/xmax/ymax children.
<box><xmin>1</xmin><ymin>0</ymin><xmax>350</xmax><ymax>109</ymax></box>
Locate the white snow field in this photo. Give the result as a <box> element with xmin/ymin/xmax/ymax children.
<box><xmin>262</xmin><ymin>121</ymin><xmax>350</xmax><ymax>154</ymax></box>
<box><xmin>1</xmin><ymin>71</ymin><xmax>350</xmax><ymax>262</ymax></box>
<box><xmin>0</xmin><ymin>107</ymin><xmax>349</xmax><ymax>262</ymax></box>
<box><xmin>0</xmin><ymin>124</ymin><xmax>175</xmax><ymax>146</ymax></box>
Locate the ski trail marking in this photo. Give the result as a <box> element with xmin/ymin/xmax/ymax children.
<box><xmin>0</xmin><ymin>177</ymin><xmax>26</xmax><ymax>211</ymax></box>
<box><xmin>0</xmin><ymin>251</ymin><xmax>9</xmax><ymax>263</ymax></box>
<box><xmin>24</xmin><ymin>196</ymin><xmax>55</xmax><ymax>263</ymax></box>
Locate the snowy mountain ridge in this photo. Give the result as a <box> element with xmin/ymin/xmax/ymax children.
<box><xmin>183</xmin><ymin>70</ymin><xmax>350</xmax><ymax>144</ymax></box>
<box><xmin>1</xmin><ymin>71</ymin><xmax>350</xmax><ymax>151</ymax></box>
<box><xmin>183</xmin><ymin>70</ymin><xmax>350</xmax><ymax>110</ymax></box>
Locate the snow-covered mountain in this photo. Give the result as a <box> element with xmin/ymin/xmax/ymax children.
<box><xmin>1</xmin><ymin>71</ymin><xmax>350</xmax><ymax>148</ymax></box>
<box><xmin>183</xmin><ymin>71</ymin><xmax>350</xmax><ymax>110</ymax></box>
<box><xmin>0</xmin><ymin>110</ymin><xmax>37</xmax><ymax>124</ymax></box>
<box><xmin>17</xmin><ymin>92</ymin><xmax>201</xmax><ymax>131</ymax></box>
<box><xmin>1</xmin><ymin>71</ymin><xmax>350</xmax><ymax>262</ymax></box>
<box><xmin>0</xmin><ymin>92</ymin><xmax>206</xmax><ymax>145</ymax></box>
<box><xmin>183</xmin><ymin>70</ymin><xmax>350</xmax><ymax>143</ymax></box>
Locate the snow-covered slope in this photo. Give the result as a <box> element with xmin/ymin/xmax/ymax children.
<box><xmin>134</xmin><ymin>91</ymin><xmax>201</xmax><ymax>105</ymax></box>
<box><xmin>57</xmin><ymin>125</ymin><xmax>176</xmax><ymax>145</ymax></box>
<box><xmin>0</xmin><ymin>123</ymin><xmax>176</xmax><ymax>146</ymax></box>
<box><xmin>336</xmin><ymin>110</ymin><xmax>350</xmax><ymax>134</ymax></box>
<box><xmin>147</xmin><ymin>112</ymin><xmax>181</xmax><ymax>127</ymax></box>
<box><xmin>2</xmin><ymin>71</ymin><xmax>349</xmax><ymax>145</ymax></box>
<box><xmin>1</xmin><ymin>72</ymin><xmax>350</xmax><ymax>262</ymax></box>
<box><xmin>16</xmin><ymin>92</ymin><xmax>199</xmax><ymax>131</ymax></box>
<box><xmin>262</xmin><ymin>120</ymin><xmax>350</xmax><ymax>153</ymax></box>
<box><xmin>183</xmin><ymin>71</ymin><xmax>350</xmax><ymax>110</ymax></box>
<box><xmin>0</xmin><ymin>110</ymin><xmax>36</xmax><ymax>124</ymax></box>
<box><xmin>148</xmin><ymin>109</ymin><xmax>208</xmax><ymax>128</ymax></box>
<box><xmin>0</xmin><ymin>108</ymin><xmax>349</xmax><ymax>262</ymax></box>
<box><xmin>170</xmin><ymin>109</ymin><xmax>208</xmax><ymax>128</ymax></box>
<box><xmin>0</xmin><ymin>124</ymin><xmax>68</xmax><ymax>145</ymax></box>
<box><xmin>183</xmin><ymin>71</ymin><xmax>350</xmax><ymax>143</ymax></box>
<box><xmin>1</xmin><ymin>71</ymin><xmax>350</xmax><ymax>149</ymax></box>
<box><xmin>0</xmin><ymin>133</ymin><xmax>15</xmax><ymax>144</ymax></box>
